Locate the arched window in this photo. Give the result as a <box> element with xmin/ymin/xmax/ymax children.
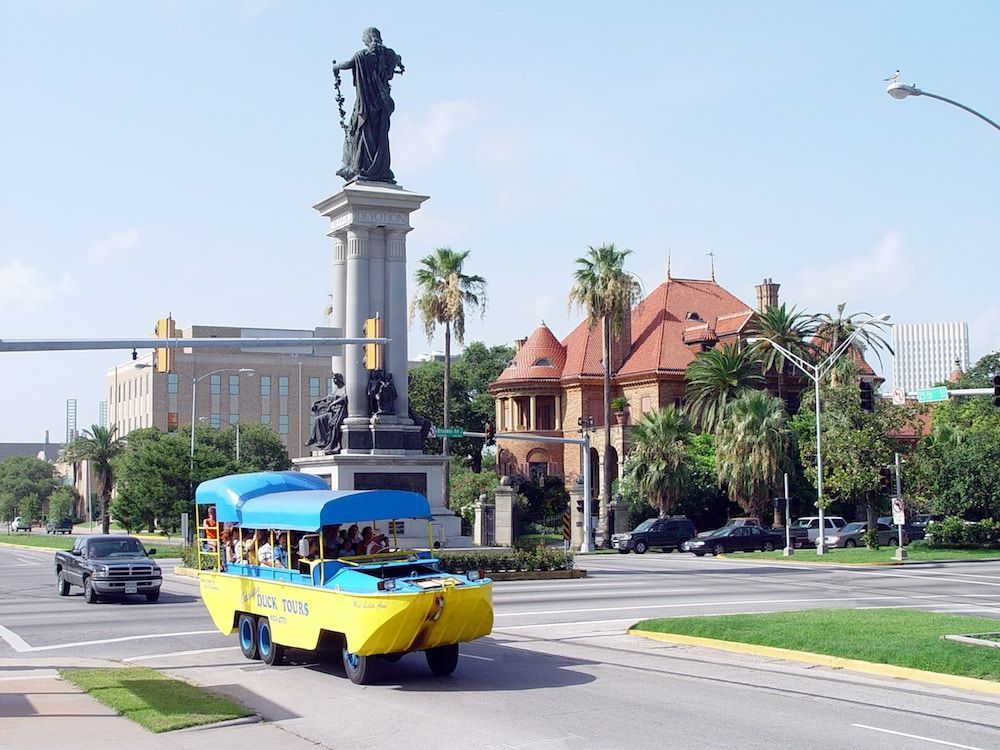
<box><xmin>533</xmin><ymin>358</ymin><xmax>554</xmax><ymax>367</ymax></box>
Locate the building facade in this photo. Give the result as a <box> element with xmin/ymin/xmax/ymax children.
<box><xmin>892</xmin><ymin>321</ymin><xmax>970</xmax><ymax>394</ymax></box>
<box><xmin>106</xmin><ymin>323</ymin><xmax>337</xmax><ymax>459</ymax></box>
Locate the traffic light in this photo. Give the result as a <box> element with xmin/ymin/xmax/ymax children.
<box><xmin>576</xmin><ymin>498</ymin><xmax>584</xmax><ymax>514</ymax></box>
<box><xmin>153</xmin><ymin>317</ymin><xmax>176</xmax><ymax>373</ymax></box>
<box><xmin>859</xmin><ymin>380</ymin><xmax>874</xmax><ymax>412</ymax></box>
<box><xmin>484</xmin><ymin>422</ymin><xmax>495</xmax><ymax>446</ymax></box>
<box><xmin>993</xmin><ymin>375</ymin><xmax>1000</xmax><ymax>408</ymax></box>
<box><xmin>879</xmin><ymin>467</ymin><xmax>893</xmax><ymax>494</ymax></box>
<box><xmin>363</xmin><ymin>316</ymin><xmax>383</xmax><ymax>370</ymax></box>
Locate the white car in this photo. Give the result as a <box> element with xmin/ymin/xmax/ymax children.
<box><xmin>10</xmin><ymin>516</ymin><xmax>32</xmax><ymax>532</ymax></box>
<box><xmin>789</xmin><ymin>516</ymin><xmax>847</xmax><ymax>545</ymax></box>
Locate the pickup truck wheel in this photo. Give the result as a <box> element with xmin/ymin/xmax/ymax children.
<box><xmin>763</xmin><ymin>542</ymin><xmax>775</xmax><ymax>552</ymax></box>
<box><xmin>257</xmin><ymin>618</ymin><xmax>285</xmax><ymax>666</ymax></box>
<box><xmin>342</xmin><ymin>646</ymin><xmax>372</xmax><ymax>684</ymax></box>
<box><xmin>617</xmin><ymin>548</ymin><xmax>629</xmax><ymax>554</ymax></box>
<box><xmin>425</xmin><ymin>643</ymin><xmax>459</xmax><ymax>676</ymax></box>
<box><xmin>633</xmin><ymin>540</ymin><xmax>648</xmax><ymax>554</ymax></box>
<box><xmin>145</xmin><ymin>589</ymin><xmax>161</xmax><ymax>602</ymax></box>
<box><xmin>238</xmin><ymin>614</ymin><xmax>260</xmax><ymax>660</ymax></box>
<box><xmin>83</xmin><ymin>577</ymin><xmax>99</xmax><ymax>604</ymax></box>
<box><xmin>56</xmin><ymin>571</ymin><xmax>70</xmax><ymax>596</ymax></box>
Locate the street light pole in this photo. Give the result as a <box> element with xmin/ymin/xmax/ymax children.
<box><xmin>749</xmin><ymin>313</ymin><xmax>889</xmax><ymax>555</ymax></box>
<box><xmin>887</xmin><ymin>82</ymin><xmax>1000</xmax><ymax>132</ymax></box>
<box><xmin>190</xmin><ymin>368</ymin><xmax>254</xmax><ymax>477</ymax></box>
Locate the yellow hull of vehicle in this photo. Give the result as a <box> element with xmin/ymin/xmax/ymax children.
<box><xmin>199</xmin><ymin>572</ymin><xmax>493</xmax><ymax>656</ymax></box>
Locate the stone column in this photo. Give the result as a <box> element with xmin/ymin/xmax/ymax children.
<box><xmin>345</xmin><ymin>226</ymin><xmax>370</xmax><ymax>419</ymax></box>
<box><xmin>569</xmin><ymin>482</ymin><xmax>584</xmax><ymax>551</ymax></box>
<box><xmin>493</xmin><ymin>485</ymin><xmax>515</xmax><ymax>548</ymax></box>
<box><xmin>529</xmin><ymin>396</ymin><xmax>537</xmax><ymax>431</ymax></box>
<box><xmin>385</xmin><ymin>228</ymin><xmax>409</xmax><ymax>419</ymax></box>
<box><xmin>494</xmin><ymin>398</ymin><xmax>502</xmax><ymax>431</ymax></box>
<box><xmin>330</xmin><ymin>232</ymin><xmax>347</xmax><ymax>377</ymax></box>
<box><xmin>555</xmin><ymin>395</ymin><xmax>562</xmax><ymax>430</ymax></box>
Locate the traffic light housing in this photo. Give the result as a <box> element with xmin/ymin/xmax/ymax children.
<box><xmin>859</xmin><ymin>380</ymin><xmax>874</xmax><ymax>412</ymax></box>
<box><xmin>484</xmin><ymin>422</ymin><xmax>495</xmax><ymax>445</ymax></box>
<box><xmin>153</xmin><ymin>316</ymin><xmax>176</xmax><ymax>373</ymax></box>
<box><xmin>576</xmin><ymin>498</ymin><xmax>584</xmax><ymax>514</ymax></box>
<box><xmin>879</xmin><ymin>467</ymin><xmax>893</xmax><ymax>494</ymax></box>
<box><xmin>993</xmin><ymin>375</ymin><xmax>1000</xmax><ymax>408</ymax></box>
<box><xmin>363</xmin><ymin>317</ymin><xmax>383</xmax><ymax>370</ymax></box>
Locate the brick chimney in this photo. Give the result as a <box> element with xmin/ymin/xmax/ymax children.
<box><xmin>755</xmin><ymin>278</ymin><xmax>780</xmax><ymax>313</ymax></box>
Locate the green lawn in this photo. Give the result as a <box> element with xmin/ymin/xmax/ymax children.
<box><xmin>62</xmin><ymin>667</ymin><xmax>253</xmax><ymax>732</ymax></box>
<box><xmin>0</xmin><ymin>532</ymin><xmax>184</xmax><ymax>558</ymax></box>
<box><xmin>733</xmin><ymin>544</ymin><xmax>1000</xmax><ymax>564</ymax></box>
<box><xmin>633</xmin><ymin>609</ymin><xmax>1000</xmax><ymax>681</ymax></box>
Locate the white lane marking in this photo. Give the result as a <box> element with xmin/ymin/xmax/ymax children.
<box><xmin>0</xmin><ymin>624</ymin><xmax>32</xmax><ymax>653</ymax></box>
<box><xmin>124</xmin><ymin>646</ymin><xmax>239</xmax><ymax>662</ymax></box>
<box><xmin>0</xmin><ymin>672</ymin><xmax>61</xmax><ymax>681</ymax></box>
<box><xmin>851</xmin><ymin>569</ymin><xmax>1000</xmax><ymax>588</ymax></box>
<box><xmin>497</xmin><ymin>617</ymin><xmax>639</xmax><ymax>631</ymax></box>
<box><xmin>459</xmin><ymin>653</ymin><xmax>493</xmax><ymax>661</ymax></box>
<box><xmin>851</xmin><ymin>724</ymin><xmax>987</xmax><ymax>750</ymax></box>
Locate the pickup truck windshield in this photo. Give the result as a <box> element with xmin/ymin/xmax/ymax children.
<box><xmin>89</xmin><ymin>540</ymin><xmax>145</xmax><ymax>558</ymax></box>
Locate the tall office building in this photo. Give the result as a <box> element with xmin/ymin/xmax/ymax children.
<box><xmin>892</xmin><ymin>321</ymin><xmax>970</xmax><ymax>394</ymax></box>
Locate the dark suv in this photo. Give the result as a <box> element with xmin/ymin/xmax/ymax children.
<box><xmin>612</xmin><ymin>517</ymin><xmax>697</xmax><ymax>554</ymax></box>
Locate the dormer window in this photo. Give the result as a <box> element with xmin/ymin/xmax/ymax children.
<box><xmin>685</xmin><ymin>311</ymin><xmax>701</xmax><ymax>321</ymax></box>
<box><xmin>505</xmin><ymin>360</ymin><xmax>517</xmax><ymax>369</ymax></box>
<box><xmin>533</xmin><ymin>358</ymin><xmax>554</xmax><ymax>367</ymax></box>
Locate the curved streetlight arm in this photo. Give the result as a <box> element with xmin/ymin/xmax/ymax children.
<box><xmin>889</xmin><ymin>83</ymin><xmax>1000</xmax><ymax>132</ymax></box>
<box><xmin>749</xmin><ymin>337</ymin><xmax>818</xmax><ymax>382</ymax></box>
<box><xmin>816</xmin><ymin>314</ymin><xmax>890</xmax><ymax>379</ymax></box>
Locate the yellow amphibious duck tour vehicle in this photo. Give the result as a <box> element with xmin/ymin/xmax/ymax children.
<box><xmin>194</xmin><ymin>471</ymin><xmax>493</xmax><ymax>684</ymax></box>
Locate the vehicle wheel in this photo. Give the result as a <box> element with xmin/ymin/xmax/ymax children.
<box><xmin>145</xmin><ymin>588</ymin><xmax>160</xmax><ymax>602</ymax></box>
<box><xmin>888</xmin><ymin>537</ymin><xmax>898</xmax><ymax>546</ymax></box>
<box><xmin>617</xmin><ymin>547</ymin><xmax>629</xmax><ymax>554</ymax></box>
<box><xmin>763</xmin><ymin>542</ymin><xmax>775</xmax><ymax>552</ymax></box>
<box><xmin>382</xmin><ymin>653</ymin><xmax>403</xmax><ymax>663</ymax></box>
<box><xmin>712</xmin><ymin>543</ymin><xmax>725</xmax><ymax>556</ymax></box>
<box><xmin>83</xmin><ymin>577</ymin><xmax>99</xmax><ymax>603</ymax></box>
<box><xmin>342</xmin><ymin>645</ymin><xmax>372</xmax><ymax>684</ymax></box>
<box><xmin>633</xmin><ymin>540</ymin><xmax>648</xmax><ymax>555</ymax></box>
<box><xmin>238</xmin><ymin>614</ymin><xmax>259</xmax><ymax>660</ymax></box>
<box><xmin>425</xmin><ymin>643</ymin><xmax>459</xmax><ymax>677</ymax></box>
<box><xmin>56</xmin><ymin>571</ymin><xmax>70</xmax><ymax>596</ymax></box>
<box><xmin>844</xmin><ymin>539</ymin><xmax>857</xmax><ymax>548</ymax></box>
<box><xmin>676</xmin><ymin>539</ymin><xmax>690</xmax><ymax>553</ymax></box>
<box><xmin>257</xmin><ymin>618</ymin><xmax>284</xmax><ymax>666</ymax></box>
<box><xmin>694</xmin><ymin>552</ymin><xmax>706</xmax><ymax>557</ymax></box>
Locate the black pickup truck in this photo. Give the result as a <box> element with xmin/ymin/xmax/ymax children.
<box><xmin>54</xmin><ymin>535</ymin><xmax>162</xmax><ymax>603</ymax></box>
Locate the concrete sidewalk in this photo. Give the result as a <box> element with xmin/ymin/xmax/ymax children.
<box><xmin>0</xmin><ymin>658</ymin><xmax>323</xmax><ymax>750</ymax></box>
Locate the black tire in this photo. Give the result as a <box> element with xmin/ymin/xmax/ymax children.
<box><xmin>342</xmin><ymin>645</ymin><xmax>372</xmax><ymax>684</ymax></box>
<box><xmin>425</xmin><ymin>643</ymin><xmax>459</xmax><ymax>677</ymax></box>
<box><xmin>763</xmin><ymin>542</ymin><xmax>775</xmax><ymax>552</ymax></box>
<box><xmin>712</xmin><ymin>543</ymin><xmax>725</xmax><ymax>556</ymax></box>
<box><xmin>633</xmin><ymin>540</ymin><xmax>648</xmax><ymax>555</ymax></box>
<box><xmin>382</xmin><ymin>653</ymin><xmax>403</xmax><ymax>663</ymax></box>
<box><xmin>694</xmin><ymin>552</ymin><xmax>706</xmax><ymax>557</ymax></box>
<box><xmin>238</xmin><ymin>614</ymin><xmax>259</xmax><ymax>660</ymax></box>
<box><xmin>83</xmin><ymin>577</ymin><xmax>99</xmax><ymax>603</ymax></box>
<box><xmin>617</xmin><ymin>547</ymin><xmax>629</xmax><ymax>554</ymax></box>
<box><xmin>845</xmin><ymin>539</ymin><xmax>857</xmax><ymax>548</ymax></box>
<box><xmin>257</xmin><ymin>618</ymin><xmax>285</xmax><ymax>666</ymax></box>
<box><xmin>676</xmin><ymin>539</ymin><xmax>690</xmax><ymax>553</ymax></box>
<box><xmin>56</xmin><ymin>571</ymin><xmax>70</xmax><ymax>596</ymax></box>
<box><xmin>145</xmin><ymin>588</ymin><xmax>160</xmax><ymax>602</ymax></box>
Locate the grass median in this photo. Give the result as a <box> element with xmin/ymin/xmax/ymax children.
<box><xmin>62</xmin><ymin>667</ymin><xmax>253</xmax><ymax>732</ymax></box>
<box><xmin>633</xmin><ymin>609</ymin><xmax>1000</xmax><ymax>681</ymax></box>
<box><xmin>732</xmin><ymin>544</ymin><xmax>1000</xmax><ymax>564</ymax></box>
<box><xmin>0</xmin><ymin>532</ymin><xmax>184</xmax><ymax>557</ymax></box>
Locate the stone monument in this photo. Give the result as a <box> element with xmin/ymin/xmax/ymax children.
<box><xmin>294</xmin><ymin>28</ymin><xmax>466</xmax><ymax>546</ymax></box>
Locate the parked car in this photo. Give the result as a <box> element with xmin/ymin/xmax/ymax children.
<box><xmin>612</xmin><ymin>516</ymin><xmax>697</xmax><ymax>554</ymax></box>
<box><xmin>10</xmin><ymin>516</ymin><xmax>32</xmax><ymax>533</ymax></box>
<box><xmin>877</xmin><ymin>516</ymin><xmax>921</xmax><ymax>541</ymax></box>
<box><xmin>696</xmin><ymin>517</ymin><xmax>763</xmax><ymax>538</ymax></box>
<box><xmin>788</xmin><ymin>516</ymin><xmax>847</xmax><ymax>547</ymax></box>
<box><xmin>824</xmin><ymin>521</ymin><xmax>909</xmax><ymax>548</ymax></box>
<box><xmin>683</xmin><ymin>525</ymin><xmax>785</xmax><ymax>556</ymax></box>
<box><xmin>46</xmin><ymin>518</ymin><xmax>73</xmax><ymax>535</ymax></box>
<box><xmin>910</xmin><ymin>514</ymin><xmax>943</xmax><ymax>540</ymax></box>
<box><xmin>54</xmin><ymin>535</ymin><xmax>162</xmax><ymax>603</ymax></box>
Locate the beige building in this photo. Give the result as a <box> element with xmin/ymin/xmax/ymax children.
<box><xmin>107</xmin><ymin>323</ymin><xmax>337</xmax><ymax>459</ymax></box>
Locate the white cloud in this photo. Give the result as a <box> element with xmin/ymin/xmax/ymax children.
<box><xmin>970</xmin><ymin>305</ymin><xmax>1000</xmax><ymax>359</ymax></box>
<box><xmin>474</xmin><ymin>134</ymin><xmax>522</xmax><ymax>167</ymax></box>
<box><xmin>789</xmin><ymin>231</ymin><xmax>915</xmax><ymax>312</ymax></box>
<box><xmin>87</xmin><ymin>228</ymin><xmax>140</xmax><ymax>262</ymax></box>
<box><xmin>392</xmin><ymin>100</ymin><xmax>480</xmax><ymax>172</ymax></box>
<box><xmin>0</xmin><ymin>261</ymin><xmax>73</xmax><ymax>317</ymax></box>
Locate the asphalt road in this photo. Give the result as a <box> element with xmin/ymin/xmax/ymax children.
<box><xmin>2</xmin><ymin>545</ymin><xmax>1000</xmax><ymax>749</ymax></box>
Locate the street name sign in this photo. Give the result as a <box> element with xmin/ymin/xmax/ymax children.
<box><xmin>916</xmin><ymin>386</ymin><xmax>949</xmax><ymax>403</ymax></box>
<box><xmin>436</xmin><ymin>427</ymin><xmax>465</xmax><ymax>438</ymax></box>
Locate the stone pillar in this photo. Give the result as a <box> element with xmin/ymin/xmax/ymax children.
<box><xmin>569</xmin><ymin>482</ymin><xmax>584</xmax><ymax>551</ymax></box>
<box><xmin>473</xmin><ymin>495</ymin><xmax>492</xmax><ymax>547</ymax></box>
<box><xmin>493</xmin><ymin>485</ymin><xmax>515</xmax><ymax>548</ymax></box>
<box><xmin>529</xmin><ymin>395</ymin><xmax>537</xmax><ymax>431</ymax></box>
<box><xmin>386</xmin><ymin>228</ymin><xmax>409</xmax><ymax>419</ymax></box>
<box><xmin>494</xmin><ymin>398</ymin><xmax>502</xmax><ymax>431</ymax></box>
<box><xmin>555</xmin><ymin>395</ymin><xmax>562</xmax><ymax>430</ymax></box>
<box><xmin>345</xmin><ymin>226</ymin><xmax>369</xmax><ymax>420</ymax></box>
<box><xmin>330</xmin><ymin>232</ymin><xmax>347</xmax><ymax>377</ymax></box>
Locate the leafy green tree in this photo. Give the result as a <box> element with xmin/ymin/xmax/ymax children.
<box><xmin>628</xmin><ymin>406</ymin><xmax>692</xmax><ymax>517</ymax></box>
<box><xmin>47</xmin><ymin>487</ymin><xmax>77</xmax><ymax>523</ymax></box>
<box><xmin>112</xmin><ymin>428</ymin><xmax>191</xmax><ymax>533</ymax></box>
<box><xmin>568</xmin><ymin>243</ymin><xmax>643</xmax><ymax>545</ymax></box>
<box><xmin>452</xmin><ymin>341</ymin><xmax>515</xmax><ymax>429</ymax></box>
<box><xmin>0</xmin><ymin>455</ymin><xmax>59</xmax><ymax>509</ymax></box>
<box><xmin>684</xmin><ymin>343</ymin><xmax>764</xmax><ymax>432</ymax></box>
<box><xmin>0</xmin><ymin>493</ymin><xmax>18</xmax><ymax>528</ymax></box>
<box><xmin>205</xmin><ymin>422</ymin><xmax>292</xmax><ymax>473</ymax></box>
<box><xmin>19</xmin><ymin>494</ymin><xmax>42</xmax><ymax>525</ymax></box>
<box><xmin>746</xmin><ymin>303</ymin><xmax>817</xmax><ymax>403</ymax></box>
<box><xmin>714</xmin><ymin>391</ymin><xmax>794</xmax><ymax>522</ymax></box>
<box><xmin>409</xmin><ymin>247</ymin><xmax>488</xmax><ymax>507</ymax></box>
<box><xmin>909</xmin><ymin>430</ymin><xmax>1000</xmax><ymax>521</ymax></box>
<box><xmin>450</xmin><ymin>461</ymin><xmax>494</xmax><ymax>528</ymax></box>
<box><xmin>62</xmin><ymin>425</ymin><xmax>125</xmax><ymax>534</ymax></box>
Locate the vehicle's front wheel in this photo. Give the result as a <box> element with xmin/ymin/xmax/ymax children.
<box><xmin>676</xmin><ymin>539</ymin><xmax>689</xmax><ymax>553</ymax></box>
<box><xmin>633</xmin><ymin>540</ymin><xmax>648</xmax><ymax>554</ymax></box>
<box><xmin>694</xmin><ymin>552</ymin><xmax>706</xmax><ymax>557</ymax></box>
<box><xmin>763</xmin><ymin>542</ymin><xmax>775</xmax><ymax>552</ymax></box>
<box><xmin>425</xmin><ymin>643</ymin><xmax>459</xmax><ymax>677</ymax></box>
<box><xmin>845</xmin><ymin>539</ymin><xmax>857</xmax><ymax>548</ymax></box>
<box><xmin>342</xmin><ymin>645</ymin><xmax>372</xmax><ymax>684</ymax></box>
<box><xmin>712</xmin><ymin>543</ymin><xmax>725</xmax><ymax>556</ymax></box>
<box><xmin>238</xmin><ymin>614</ymin><xmax>259</xmax><ymax>660</ymax></box>
<box><xmin>83</xmin><ymin>577</ymin><xmax>99</xmax><ymax>603</ymax></box>
<box><xmin>145</xmin><ymin>588</ymin><xmax>160</xmax><ymax>602</ymax></box>
<box><xmin>617</xmin><ymin>547</ymin><xmax>629</xmax><ymax>554</ymax></box>
<box><xmin>56</xmin><ymin>571</ymin><xmax>70</xmax><ymax>596</ymax></box>
<box><xmin>257</xmin><ymin>618</ymin><xmax>284</xmax><ymax>666</ymax></box>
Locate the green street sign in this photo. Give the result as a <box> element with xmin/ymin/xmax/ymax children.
<box><xmin>436</xmin><ymin>427</ymin><xmax>465</xmax><ymax>438</ymax></box>
<box><xmin>916</xmin><ymin>386</ymin><xmax>949</xmax><ymax>403</ymax></box>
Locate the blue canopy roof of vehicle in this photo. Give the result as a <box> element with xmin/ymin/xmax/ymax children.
<box><xmin>195</xmin><ymin>471</ymin><xmax>431</xmax><ymax>529</ymax></box>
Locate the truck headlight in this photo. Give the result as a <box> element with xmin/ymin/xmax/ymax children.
<box><xmin>621</xmin><ymin>533</ymin><xmax>632</xmax><ymax>540</ymax></box>
<box><xmin>152</xmin><ymin>566</ymin><xmax>162</xmax><ymax>577</ymax></box>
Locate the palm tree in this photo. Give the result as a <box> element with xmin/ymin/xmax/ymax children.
<box><xmin>746</xmin><ymin>303</ymin><xmax>818</xmax><ymax>403</ymax></box>
<box><xmin>714</xmin><ymin>391</ymin><xmax>794</xmax><ymax>522</ymax></box>
<box><xmin>684</xmin><ymin>343</ymin><xmax>764</xmax><ymax>432</ymax></box>
<box><xmin>812</xmin><ymin>303</ymin><xmax>894</xmax><ymax>371</ymax></box>
<box><xmin>568</xmin><ymin>244</ymin><xmax>643</xmax><ymax>545</ymax></box>
<box><xmin>62</xmin><ymin>425</ymin><xmax>126</xmax><ymax>534</ymax></box>
<box><xmin>409</xmin><ymin>247</ymin><xmax>487</xmax><ymax>507</ymax></box>
<box><xmin>628</xmin><ymin>407</ymin><xmax>692</xmax><ymax>517</ymax></box>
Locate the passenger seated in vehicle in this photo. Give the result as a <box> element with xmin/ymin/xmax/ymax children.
<box><xmin>273</xmin><ymin>533</ymin><xmax>288</xmax><ymax>569</ymax></box>
<box><xmin>203</xmin><ymin>505</ymin><xmax>218</xmax><ymax>552</ymax></box>
<box><xmin>344</xmin><ymin>524</ymin><xmax>362</xmax><ymax>555</ymax></box>
<box><xmin>243</xmin><ymin>529</ymin><xmax>260</xmax><ymax>565</ymax></box>
<box><xmin>321</xmin><ymin>525</ymin><xmax>342</xmax><ymax>558</ymax></box>
<box><xmin>361</xmin><ymin>526</ymin><xmax>389</xmax><ymax>555</ymax></box>
<box><xmin>256</xmin><ymin>530</ymin><xmax>275</xmax><ymax>566</ymax></box>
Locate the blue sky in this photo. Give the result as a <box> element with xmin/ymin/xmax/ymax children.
<box><xmin>1</xmin><ymin>1</ymin><xmax>998</xmax><ymax>441</ymax></box>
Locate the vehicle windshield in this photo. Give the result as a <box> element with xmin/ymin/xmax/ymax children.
<box><xmin>707</xmin><ymin>527</ymin><xmax>733</xmax><ymax>538</ymax></box>
<box><xmin>89</xmin><ymin>539</ymin><xmax>146</xmax><ymax>558</ymax></box>
<box><xmin>841</xmin><ymin>522</ymin><xmax>866</xmax><ymax>533</ymax></box>
<box><xmin>791</xmin><ymin>519</ymin><xmax>813</xmax><ymax>529</ymax></box>
<box><xmin>632</xmin><ymin>519</ymin><xmax>656</xmax><ymax>533</ymax></box>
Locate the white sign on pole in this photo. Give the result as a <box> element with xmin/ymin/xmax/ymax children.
<box><xmin>428</xmin><ymin>424</ymin><xmax>437</xmax><ymax>439</ymax></box>
<box><xmin>891</xmin><ymin>387</ymin><xmax>906</xmax><ymax>406</ymax></box>
<box><xmin>891</xmin><ymin>497</ymin><xmax>906</xmax><ymax>526</ymax></box>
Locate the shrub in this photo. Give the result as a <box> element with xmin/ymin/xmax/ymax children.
<box><xmin>179</xmin><ymin>544</ymin><xmax>215</xmax><ymax>570</ymax></box>
<box><xmin>860</xmin><ymin>528</ymin><xmax>880</xmax><ymax>550</ymax></box>
<box><xmin>437</xmin><ymin>546</ymin><xmax>574</xmax><ymax>574</ymax></box>
<box><xmin>925</xmin><ymin>516</ymin><xmax>1000</xmax><ymax>549</ymax></box>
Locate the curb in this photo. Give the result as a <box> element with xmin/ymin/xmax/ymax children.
<box><xmin>714</xmin><ymin>553</ymin><xmax>1000</xmax><ymax>567</ymax></box>
<box><xmin>173</xmin><ymin>565</ymin><xmax>586</xmax><ymax>581</ymax></box>
<box><xmin>628</xmin><ymin>629</ymin><xmax>1000</xmax><ymax>695</ymax></box>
